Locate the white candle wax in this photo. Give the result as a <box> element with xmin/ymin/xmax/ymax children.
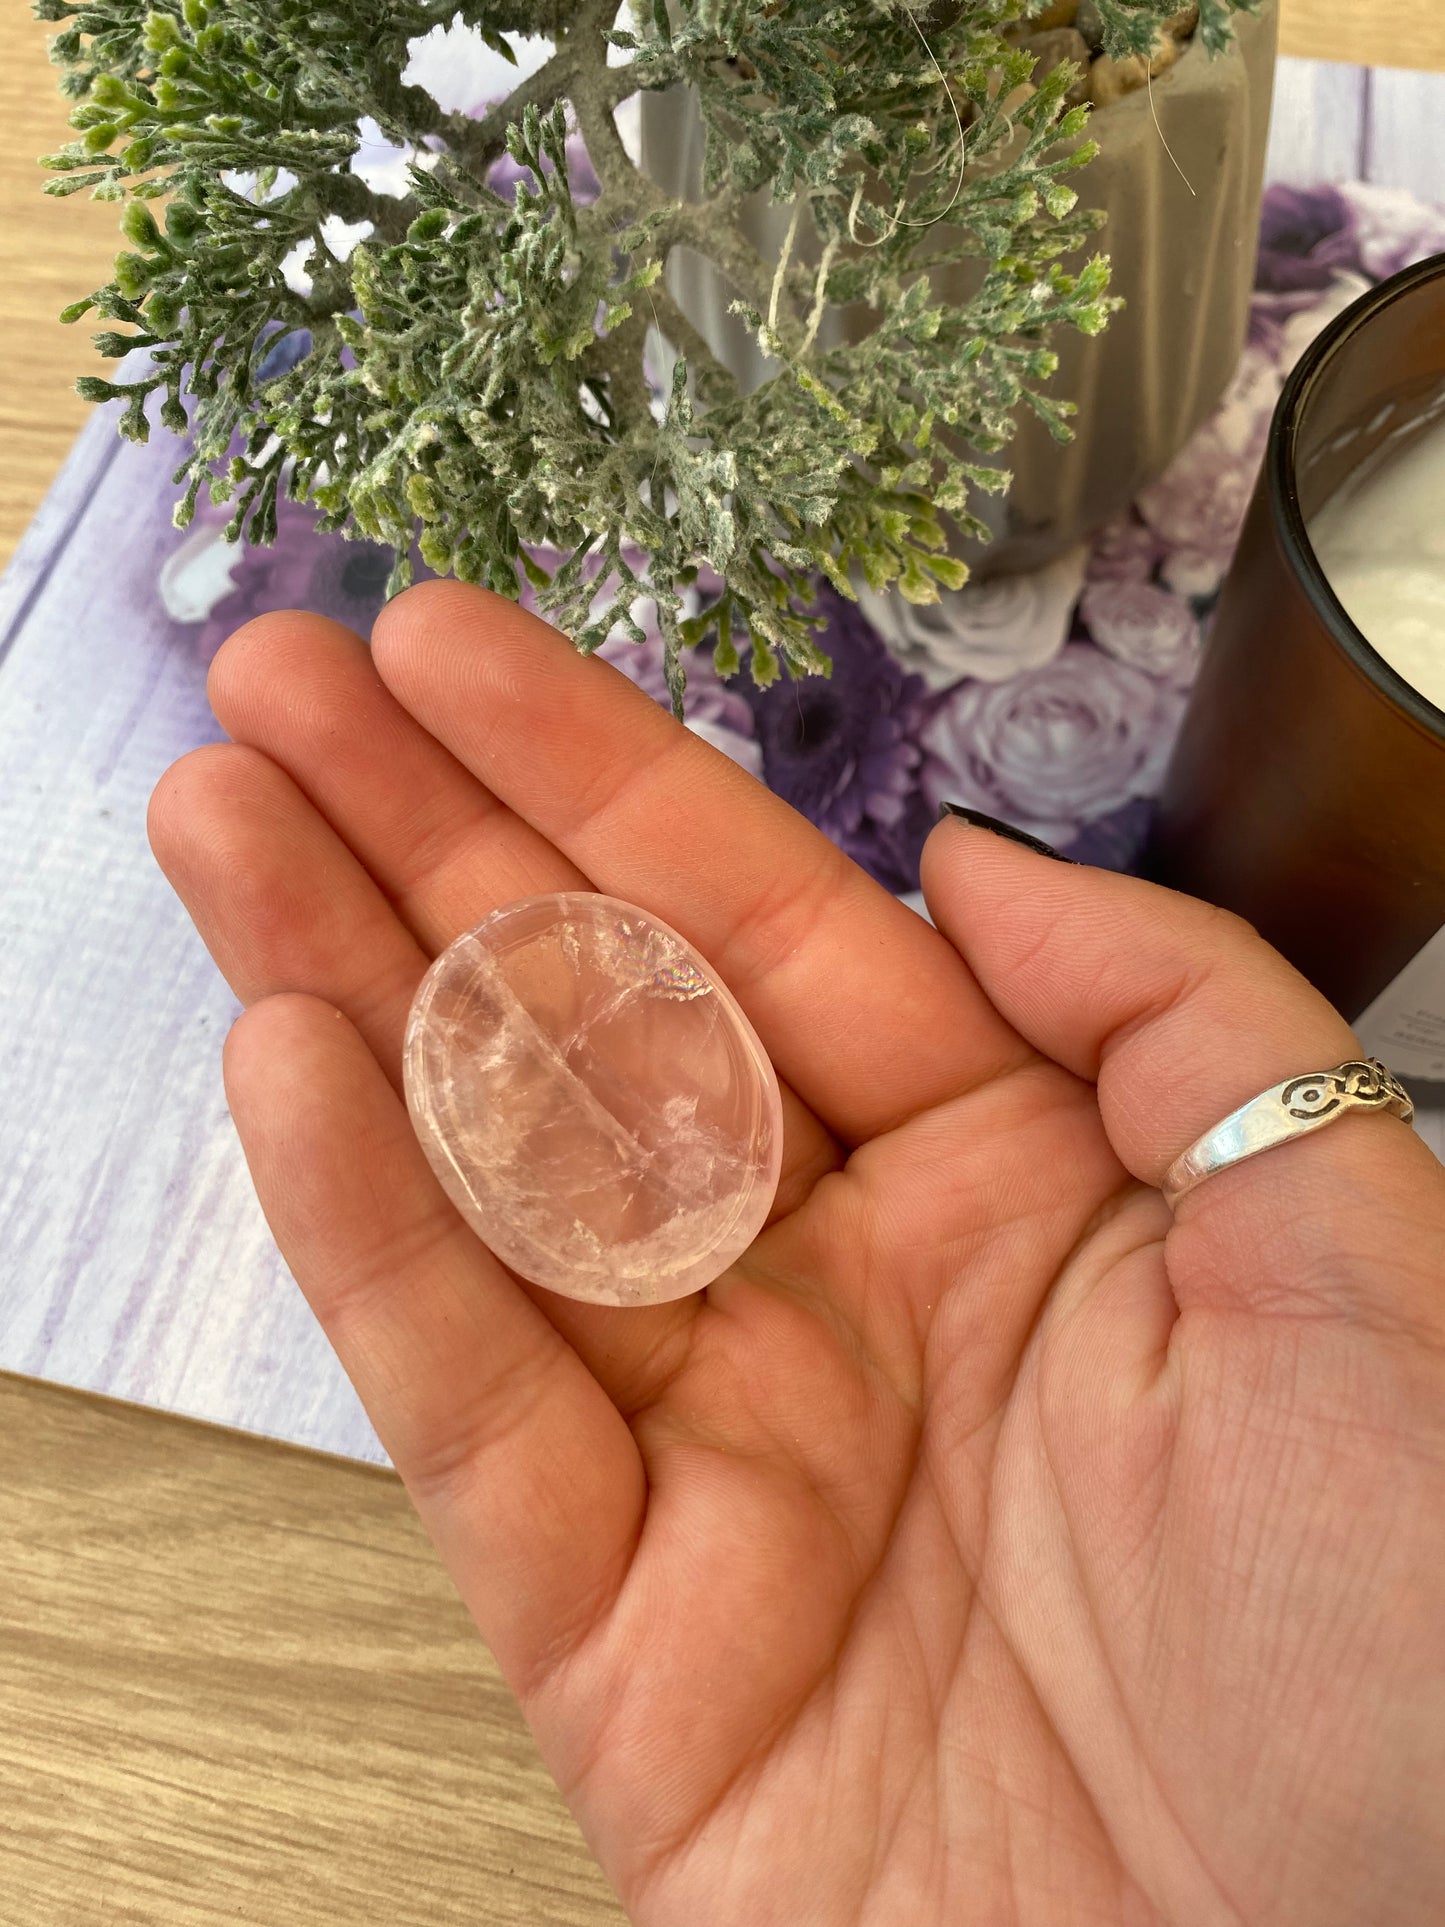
<box><xmin>1309</xmin><ymin>404</ymin><xmax>1445</xmax><ymax>714</ymax></box>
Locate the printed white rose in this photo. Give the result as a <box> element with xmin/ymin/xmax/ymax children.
<box><xmin>1212</xmin><ymin>342</ymin><xmax>1283</xmax><ymax>459</ymax></box>
<box><xmin>1341</xmin><ymin>183</ymin><xmax>1445</xmax><ymax>283</ymax></box>
<box><xmin>1138</xmin><ymin>430</ymin><xmax>1259</xmax><ymax>599</ymax></box>
<box><xmin>1134</xmin><ymin>340</ymin><xmax>1288</xmax><ymax>598</ymax></box>
<box><xmin>1080</xmin><ymin>580</ymin><xmax>1201</xmax><ymax>686</ymax></box>
<box><xmin>1085</xmin><ymin>515</ymin><xmax>1165</xmax><ymax>585</ymax></box>
<box><xmin>158</xmin><ymin>521</ymin><xmax>245</xmax><ymax>624</ymax></box>
<box><xmin>923</xmin><ymin>644</ymin><xmax>1187</xmax><ymax>849</ymax></box>
<box><xmin>1277</xmin><ymin>271</ymin><xmax>1374</xmax><ymax>369</ymax></box>
<box><xmin>855</xmin><ymin>545</ymin><xmax>1088</xmax><ymax>690</ymax></box>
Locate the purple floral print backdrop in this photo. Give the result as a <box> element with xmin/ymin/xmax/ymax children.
<box><xmin>160</xmin><ymin>181</ymin><xmax>1445</xmax><ymax>894</ymax></box>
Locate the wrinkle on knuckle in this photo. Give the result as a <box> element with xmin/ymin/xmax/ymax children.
<box><xmin>328</xmin><ymin>1204</ymin><xmax>464</xmax><ymax>1343</ymax></box>
<box><xmin>399</xmin><ymin>1327</ymin><xmax>571</xmax><ymax>1507</ymax></box>
<box><xmin>386</xmin><ymin>792</ymin><xmax>510</xmax><ymax>925</ymax></box>
<box><xmin>213</xmin><ymin>831</ymin><xmax>315</xmax><ymax>961</ymax></box>
<box><xmin>723</xmin><ymin>841</ymin><xmax>852</xmax><ymax>995</ymax></box>
<box><xmin>1103</xmin><ymin>948</ymin><xmax>1216</xmax><ymax>1064</ymax></box>
<box><xmin>561</xmin><ymin>731</ymin><xmax>675</xmax><ymax>846</ymax></box>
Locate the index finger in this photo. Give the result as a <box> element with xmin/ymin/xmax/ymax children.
<box><xmin>371</xmin><ymin>581</ymin><xmax>1026</xmax><ymax>1145</ymax></box>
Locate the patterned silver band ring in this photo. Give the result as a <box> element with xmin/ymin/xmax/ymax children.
<box><xmin>1161</xmin><ymin>1059</ymin><xmax>1415</xmax><ymax>1210</ymax></box>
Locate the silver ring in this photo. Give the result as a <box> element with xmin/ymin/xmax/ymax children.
<box><xmin>1162</xmin><ymin>1058</ymin><xmax>1414</xmax><ymax>1209</ymax></box>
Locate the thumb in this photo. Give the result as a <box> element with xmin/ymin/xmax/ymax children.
<box><xmin>920</xmin><ymin>813</ymin><xmax>1445</xmax><ymax>1332</ymax></box>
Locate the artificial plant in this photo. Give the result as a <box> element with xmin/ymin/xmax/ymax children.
<box><xmin>36</xmin><ymin>0</ymin><xmax>1255</xmax><ymax>713</ymax></box>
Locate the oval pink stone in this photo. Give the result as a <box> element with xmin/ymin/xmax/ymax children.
<box><xmin>403</xmin><ymin>894</ymin><xmax>784</xmax><ymax>1306</ymax></box>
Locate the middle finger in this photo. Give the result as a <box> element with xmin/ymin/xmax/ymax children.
<box><xmin>207</xmin><ymin>612</ymin><xmax>839</xmax><ymax>1205</ymax></box>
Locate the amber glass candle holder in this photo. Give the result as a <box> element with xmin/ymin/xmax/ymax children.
<box><xmin>1147</xmin><ymin>253</ymin><xmax>1445</xmax><ymax>1049</ymax></box>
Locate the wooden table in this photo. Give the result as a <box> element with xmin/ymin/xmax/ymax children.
<box><xmin>0</xmin><ymin>1373</ymin><xmax>622</xmax><ymax>1927</ymax></box>
<box><xmin>1</xmin><ymin>6</ymin><xmax>1441</xmax><ymax>1923</ymax></box>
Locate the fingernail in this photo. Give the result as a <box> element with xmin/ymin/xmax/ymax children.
<box><xmin>936</xmin><ymin>803</ymin><xmax>1078</xmax><ymax>864</ymax></box>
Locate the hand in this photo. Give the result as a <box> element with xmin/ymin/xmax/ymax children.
<box><xmin>149</xmin><ymin>582</ymin><xmax>1445</xmax><ymax>1927</ymax></box>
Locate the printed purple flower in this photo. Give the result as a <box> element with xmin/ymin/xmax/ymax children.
<box><xmin>1080</xmin><ymin>579</ymin><xmax>1201</xmax><ymax>686</ymax></box>
<box><xmin>1255</xmin><ymin>184</ymin><xmax>1363</xmax><ymax>293</ymax></box>
<box><xmin>191</xmin><ymin>497</ymin><xmax>408</xmax><ymax>665</ymax></box>
<box><xmin>1248</xmin><ymin>186</ymin><xmax>1370</xmax><ymax>357</ymax></box>
<box><xmin>922</xmin><ymin>643</ymin><xmax>1187</xmax><ymax>850</ymax></box>
<box><xmin>1341</xmin><ymin>182</ymin><xmax>1445</xmax><ymax>283</ymax></box>
<box><xmin>742</xmin><ymin>588</ymin><xmax>943</xmax><ymax>893</ymax></box>
<box><xmin>1137</xmin><ymin>442</ymin><xmax>1257</xmax><ymax>599</ymax></box>
<box><xmin>1060</xmin><ymin>798</ymin><xmax>1157</xmax><ymax>873</ymax></box>
<box><xmin>1084</xmin><ymin>514</ymin><xmax>1166</xmax><ymax>585</ymax></box>
<box><xmin>1135</xmin><ymin>340</ymin><xmax>1281</xmax><ymax>595</ymax></box>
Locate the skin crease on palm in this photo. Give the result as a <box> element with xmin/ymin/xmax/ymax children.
<box><xmin>146</xmin><ymin>579</ymin><xmax>1445</xmax><ymax>1927</ymax></box>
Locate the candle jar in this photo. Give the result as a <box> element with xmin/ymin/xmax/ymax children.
<box><xmin>1147</xmin><ymin>253</ymin><xmax>1445</xmax><ymax>1084</ymax></box>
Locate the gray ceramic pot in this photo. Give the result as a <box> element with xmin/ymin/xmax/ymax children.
<box><xmin>640</xmin><ymin>2</ymin><xmax>1278</xmax><ymax>576</ymax></box>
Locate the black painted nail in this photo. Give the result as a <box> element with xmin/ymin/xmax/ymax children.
<box><xmin>937</xmin><ymin>802</ymin><xmax>1078</xmax><ymax>863</ymax></box>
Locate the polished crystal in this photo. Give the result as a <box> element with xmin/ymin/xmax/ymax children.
<box><xmin>404</xmin><ymin>894</ymin><xmax>783</xmax><ymax>1306</ymax></box>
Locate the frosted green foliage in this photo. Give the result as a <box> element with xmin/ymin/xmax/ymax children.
<box><xmin>1090</xmin><ymin>0</ymin><xmax>1251</xmax><ymax>58</ymax></box>
<box><xmin>37</xmin><ymin>0</ymin><xmax>1255</xmax><ymax>713</ymax></box>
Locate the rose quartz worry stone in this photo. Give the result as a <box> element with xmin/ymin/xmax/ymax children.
<box><xmin>403</xmin><ymin>893</ymin><xmax>783</xmax><ymax>1307</ymax></box>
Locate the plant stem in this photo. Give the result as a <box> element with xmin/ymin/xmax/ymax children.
<box><xmin>563</xmin><ymin>13</ymin><xmax>807</xmax><ymax>361</ymax></box>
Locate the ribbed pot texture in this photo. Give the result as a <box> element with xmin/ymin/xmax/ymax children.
<box><xmin>640</xmin><ymin>1</ymin><xmax>1279</xmax><ymax>577</ymax></box>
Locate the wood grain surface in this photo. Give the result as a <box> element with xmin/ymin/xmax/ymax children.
<box><xmin>0</xmin><ymin>1369</ymin><xmax>625</xmax><ymax>1927</ymax></box>
<box><xmin>0</xmin><ymin>7</ymin><xmax>121</xmax><ymax>567</ymax></box>
<box><xmin>1279</xmin><ymin>0</ymin><xmax>1445</xmax><ymax>73</ymax></box>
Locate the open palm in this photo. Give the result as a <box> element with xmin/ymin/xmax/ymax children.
<box><xmin>150</xmin><ymin>582</ymin><xmax>1445</xmax><ymax>1927</ymax></box>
